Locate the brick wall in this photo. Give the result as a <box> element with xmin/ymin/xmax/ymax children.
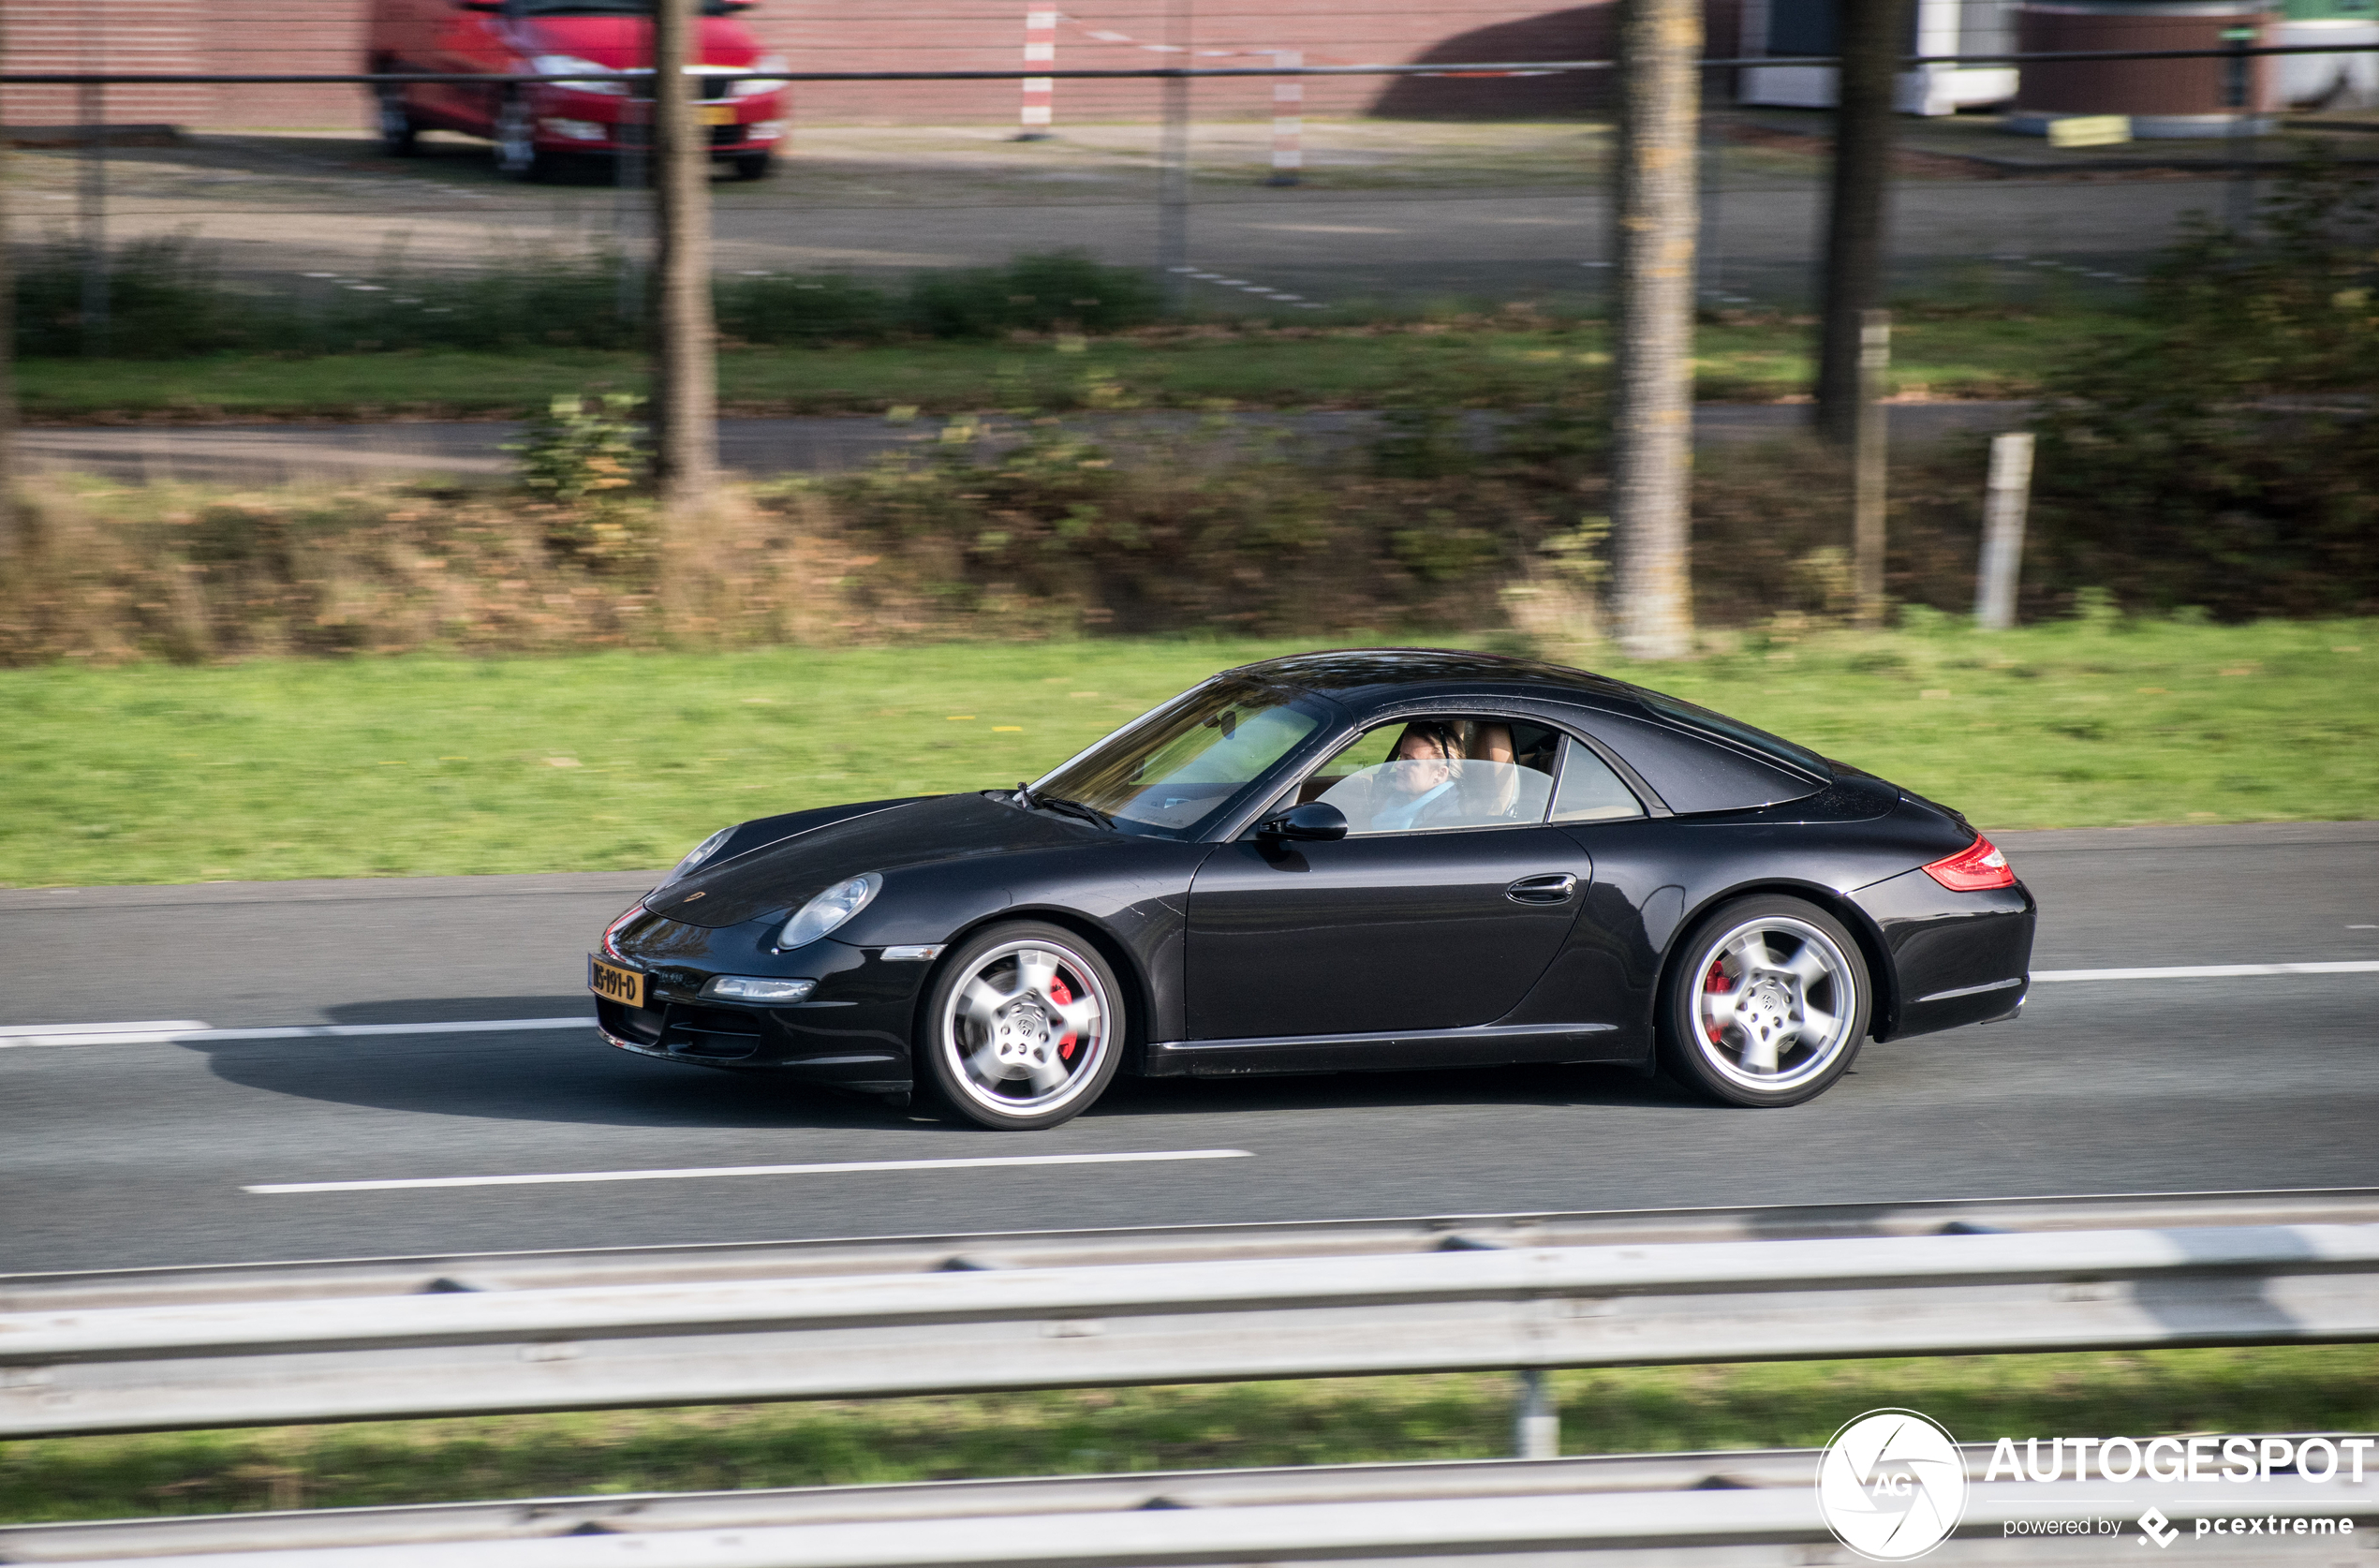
<box><xmin>3</xmin><ymin>0</ymin><xmax>1737</xmax><ymax>129</ymax></box>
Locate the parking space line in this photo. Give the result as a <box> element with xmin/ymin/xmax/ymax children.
<box><xmin>246</xmin><ymin>1148</ymin><xmax>1255</xmax><ymax>1195</ymax></box>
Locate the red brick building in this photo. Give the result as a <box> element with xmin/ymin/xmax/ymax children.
<box><xmin>2</xmin><ymin>0</ymin><xmax>1737</xmax><ymax>130</ymax></box>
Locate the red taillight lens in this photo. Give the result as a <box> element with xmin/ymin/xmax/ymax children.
<box><xmin>1923</xmin><ymin>835</ymin><xmax>2016</xmax><ymax>892</ymax></box>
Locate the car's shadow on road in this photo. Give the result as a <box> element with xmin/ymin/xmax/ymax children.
<box><xmin>179</xmin><ymin>997</ymin><xmax>1699</xmax><ymax>1132</ymax></box>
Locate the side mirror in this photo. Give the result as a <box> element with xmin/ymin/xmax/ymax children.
<box><xmin>1258</xmin><ymin>801</ymin><xmax>1347</xmax><ymax>842</ymax></box>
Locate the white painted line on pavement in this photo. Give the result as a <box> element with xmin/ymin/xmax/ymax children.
<box><xmin>246</xmin><ymin>1148</ymin><xmax>1255</xmax><ymax>1195</ymax></box>
<box><xmin>0</xmin><ymin>1017</ymin><xmax>595</xmax><ymax>1047</ymax></box>
<box><xmin>2032</xmin><ymin>961</ymin><xmax>2379</xmax><ymax>983</ymax></box>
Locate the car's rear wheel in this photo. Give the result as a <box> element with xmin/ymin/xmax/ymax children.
<box><xmin>923</xmin><ymin>922</ymin><xmax>1123</xmax><ymax>1130</ymax></box>
<box><xmin>494</xmin><ymin>94</ymin><xmax>549</xmax><ymax>181</ymax></box>
<box><xmin>1661</xmin><ymin>895</ymin><xmax>1870</xmax><ymax>1107</ymax></box>
<box><xmin>375</xmin><ymin>82</ymin><xmax>419</xmax><ymax>157</ymax></box>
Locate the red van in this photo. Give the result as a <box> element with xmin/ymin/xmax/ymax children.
<box><xmin>366</xmin><ymin>0</ymin><xmax>789</xmax><ymax>180</ymax></box>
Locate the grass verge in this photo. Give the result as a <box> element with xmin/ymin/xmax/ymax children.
<box><xmin>3</xmin><ymin>1347</ymin><xmax>2372</xmax><ymax>1524</ymax></box>
<box><xmin>2</xmin><ymin>618</ymin><xmax>2372</xmax><ymax>888</ymax></box>
<box><xmin>13</xmin><ymin>311</ymin><xmax>2106</xmax><ymax>422</ymax></box>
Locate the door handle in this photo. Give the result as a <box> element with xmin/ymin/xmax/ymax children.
<box><xmin>1506</xmin><ymin>873</ymin><xmax>1579</xmax><ymax>905</ymax></box>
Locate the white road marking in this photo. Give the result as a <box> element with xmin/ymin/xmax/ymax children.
<box><xmin>246</xmin><ymin>1148</ymin><xmax>1255</xmax><ymax>1195</ymax></box>
<box><xmin>2032</xmin><ymin>961</ymin><xmax>2379</xmax><ymax>983</ymax></box>
<box><xmin>0</xmin><ymin>1017</ymin><xmax>594</xmax><ymax>1047</ymax></box>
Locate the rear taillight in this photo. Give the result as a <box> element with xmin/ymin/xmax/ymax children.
<box><xmin>1923</xmin><ymin>835</ymin><xmax>2016</xmax><ymax>892</ymax></box>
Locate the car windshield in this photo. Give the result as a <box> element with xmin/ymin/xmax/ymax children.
<box><xmin>1031</xmin><ymin>679</ymin><xmax>1327</xmax><ymax>838</ymax></box>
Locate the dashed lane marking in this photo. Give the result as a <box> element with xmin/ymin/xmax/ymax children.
<box><xmin>246</xmin><ymin>1148</ymin><xmax>1256</xmax><ymax>1195</ymax></box>
<box><xmin>0</xmin><ymin>1017</ymin><xmax>594</xmax><ymax>1047</ymax></box>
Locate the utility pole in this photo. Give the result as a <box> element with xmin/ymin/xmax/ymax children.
<box><xmin>1811</xmin><ymin>0</ymin><xmax>1912</xmax><ymax>445</ymax></box>
<box><xmin>1608</xmin><ymin>0</ymin><xmax>1702</xmax><ymax>661</ymax></box>
<box><xmin>650</xmin><ymin>0</ymin><xmax>718</xmax><ymax>515</ymax></box>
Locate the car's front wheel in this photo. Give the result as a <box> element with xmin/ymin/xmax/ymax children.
<box><xmin>1661</xmin><ymin>895</ymin><xmax>1870</xmax><ymax>1107</ymax></box>
<box><xmin>923</xmin><ymin>922</ymin><xmax>1123</xmax><ymax>1130</ymax></box>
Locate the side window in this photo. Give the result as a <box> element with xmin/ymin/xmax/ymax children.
<box><xmin>1304</xmin><ymin>717</ymin><xmax>1559</xmax><ymax>836</ymax></box>
<box><xmin>1549</xmin><ymin>735</ymin><xmax>1647</xmax><ymax>823</ymax></box>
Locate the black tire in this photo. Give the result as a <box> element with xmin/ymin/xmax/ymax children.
<box><xmin>493</xmin><ymin>93</ymin><xmax>550</xmax><ymax>182</ymax></box>
<box><xmin>375</xmin><ymin>83</ymin><xmax>420</xmax><ymax>157</ymax></box>
<box><xmin>1659</xmin><ymin>895</ymin><xmax>1871</xmax><ymax>1107</ymax></box>
<box><xmin>731</xmin><ymin>151</ymin><xmax>775</xmax><ymax>181</ymax></box>
<box><xmin>920</xmin><ymin>921</ymin><xmax>1125</xmax><ymax>1131</ymax></box>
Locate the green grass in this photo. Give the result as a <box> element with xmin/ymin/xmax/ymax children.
<box><xmin>3</xmin><ymin>1347</ymin><xmax>2372</xmax><ymax>1524</ymax></box>
<box><xmin>2</xmin><ymin>617</ymin><xmax>2372</xmax><ymax>888</ymax></box>
<box><xmin>13</xmin><ymin>311</ymin><xmax>2112</xmax><ymax>422</ymax></box>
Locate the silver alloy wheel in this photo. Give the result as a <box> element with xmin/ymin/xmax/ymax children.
<box><xmin>1689</xmin><ymin>915</ymin><xmax>1859</xmax><ymax>1092</ymax></box>
<box><xmin>494</xmin><ymin>96</ymin><xmax>539</xmax><ymax>176</ymax></box>
<box><xmin>937</xmin><ymin>938</ymin><xmax>1113</xmax><ymax>1118</ymax></box>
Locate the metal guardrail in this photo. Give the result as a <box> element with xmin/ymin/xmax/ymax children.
<box><xmin>3</xmin><ymin>1213</ymin><xmax>2376</xmax><ymax>1439</ymax></box>
<box><xmin>11</xmin><ymin>1187</ymin><xmax>2377</xmax><ymax>1312</ymax></box>
<box><xmin>1</xmin><ymin>1447</ymin><xmax>2372</xmax><ymax>1565</ymax></box>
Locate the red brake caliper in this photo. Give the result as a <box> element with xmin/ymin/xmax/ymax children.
<box><xmin>1702</xmin><ymin>959</ymin><xmax>1730</xmax><ymax>1043</ymax></box>
<box><xmin>1049</xmin><ymin>975</ymin><xmax>1077</xmax><ymax>1060</ymax></box>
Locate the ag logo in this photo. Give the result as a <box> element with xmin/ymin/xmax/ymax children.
<box><xmin>1816</xmin><ymin>1409</ymin><xmax>1970</xmax><ymax>1561</ymax></box>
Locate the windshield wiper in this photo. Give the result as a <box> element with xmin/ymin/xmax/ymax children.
<box><xmin>1031</xmin><ymin>793</ymin><xmax>1115</xmax><ymax>831</ymax></box>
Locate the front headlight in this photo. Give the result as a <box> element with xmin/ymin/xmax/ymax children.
<box><xmin>776</xmin><ymin>872</ymin><xmax>881</xmax><ymax>951</ymax></box>
<box><xmin>731</xmin><ymin>55</ymin><xmax>791</xmax><ymax>96</ymax></box>
<box><xmin>532</xmin><ymin>55</ymin><xmax>628</xmax><ymax>94</ymax></box>
<box><xmin>664</xmin><ymin>826</ymin><xmax>733</xmax><ymax>885</ymax></box>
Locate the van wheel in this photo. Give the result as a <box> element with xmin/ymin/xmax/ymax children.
<box><xmin>731</xmin><ymin>151</ymin><xmax>775</xmax><ymax>181</ymax></box>
<box><xmin>494</xmin><ymin>94</ymin><xmax>549</xmax><ymax>181</ymax></box>
<box><xmin>376</xmin><ymin>83</ymin><xmax>420</xmax><ymax>157</ymax></box>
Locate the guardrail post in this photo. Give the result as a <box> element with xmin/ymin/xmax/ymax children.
<box><xmin>1514</xmin><ymin>1368</ymin><xmax>1559</xmax><ymax>1459</ymax></box>
<box><xmin>1974</xmin><ymin>430</ymin><xmax>2033</xmax><ymax>630</ymax></box>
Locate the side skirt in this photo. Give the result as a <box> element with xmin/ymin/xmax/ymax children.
<box><xmin>1142</xmin><ymin>1022</ymin><xmax>1633</xmax><ymax>1078</ymax></box>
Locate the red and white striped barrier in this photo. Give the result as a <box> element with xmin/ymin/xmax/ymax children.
<box><xmin>1269</xmin><ymin>49</ymin><xmax>1302</xmax><ymax>185</ymax></box>
<box><xmin>1018</xmin><ymin>6</ymin><xmax>1057</xmax><ymax>139</ymax></box>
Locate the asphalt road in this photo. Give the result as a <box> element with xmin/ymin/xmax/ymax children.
<box><xmin>3</xmin><ymin>821</ymin><xmax>2375</xmax><ymax>1277</ymax></box>
<box><xmin>17</xmin><ymin>405</ymin><xmax>2033</xmax><ymax>487</ymax></box>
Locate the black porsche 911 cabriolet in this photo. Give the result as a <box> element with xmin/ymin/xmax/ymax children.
<box><xmin>590</xmin><ymin>649</ymin><xmax>2034</xmax><ymax>1129</ymax></box>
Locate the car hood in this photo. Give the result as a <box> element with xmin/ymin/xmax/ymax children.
<box><xmin>515</xmin><ymin>16</ymin><xmax>761</xmax><ymax>69</ymax></box>
<box><xmin>647</xmin><ymin>791</ymin><xmax>1093</xmax><ymax>928</ymax></box>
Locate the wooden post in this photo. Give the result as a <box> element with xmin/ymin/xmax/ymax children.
<box><xmin>1609</xmin><ymin>0</ymin><xmax>1703</xmax><ymax>662</ymax></box>
<box><xmin>0</xmin><ymin>6</ymin><xmax>15</xmax><ymax>555</ymax></box>
<box><xmin>1853</xmin><ymin>309</ymin><xmax>1890</xmax><ymax>626</ymax></box>
<box><xmin>650</xmin><ymin>0</ymin><xmax>718</xmax><ymax>515</ymax></box>
<box><xmin>1974</xmin><ymin>431</ymin><xmax>2034</xmax><ymax>631</ymax></box>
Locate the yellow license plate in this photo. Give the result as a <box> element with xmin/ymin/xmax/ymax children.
<box><xmin>700</xmin><ymin>104</ymin><xmax>738</xmax><ymax>126</ymax></box>
<box><xmin>589</xmin><ymin>955</ymin><xmax>645</xmax><ymax>1010</ymax></box>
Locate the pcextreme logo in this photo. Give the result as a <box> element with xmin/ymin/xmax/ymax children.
<box><xmin>1816</xmin><ymin>1409</ymin><xmax>1970</xmax><ymax>1561</ymax></box>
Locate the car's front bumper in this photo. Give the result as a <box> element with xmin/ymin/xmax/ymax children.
<box><xmin>590</xmin><ymin>909</ymin><xmax>928</xmax><ymax>1091</ymax></box>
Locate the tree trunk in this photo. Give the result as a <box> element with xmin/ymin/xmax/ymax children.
<box><xmin>1608</xmin><ymin>0</ymin><xmax>1702</xmax><ymax>662</ymax></box>
<box><xmin>0</xmin><ymin>7</ymin><xmax>16</xmax><ymax>558</ymax></box>
<box><xmin>650</xmin><ymin>0</ymin><xmax>717</xmax><ymax>513</ymax></box>
<box><xmin>1812</xmin><ymin>0</ymin><xmax>1912</xmax><ymax>445</ymax></box>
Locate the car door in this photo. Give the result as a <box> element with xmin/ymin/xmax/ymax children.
<box><xmin>1183</xmin><ymin>717</ymin><xmax>1591</xmax><ymax>1047</ymax></box>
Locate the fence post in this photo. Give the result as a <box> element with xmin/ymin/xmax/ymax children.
<box><xmin>1018</xmin><ymin>7</ymin><xmax>1056</xmax><ymax>141</ymax></box>
<box><xmin>1515</xmin><ymin>1369</ymin><xmax>1559</xmax><ymax>1459</ymax></box>
<box><xmin>1853</xmin><ymin>309</ymin><xmax>1890</xmax><ymax>627</ymax></box>
<box><xmin>79</xmin><ymin>82</ymin><xmax>110</xmax><ymax>355</ymax></box>
<box><xmin>1267</xmin><ymin>51</ymin><xmax>1301</xmax><ymax>186</ymax></box>
<box><xmin>1974</xmin><ymin>431</ymin><xmax>2034</xmax><ymax>630</ymax></box>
